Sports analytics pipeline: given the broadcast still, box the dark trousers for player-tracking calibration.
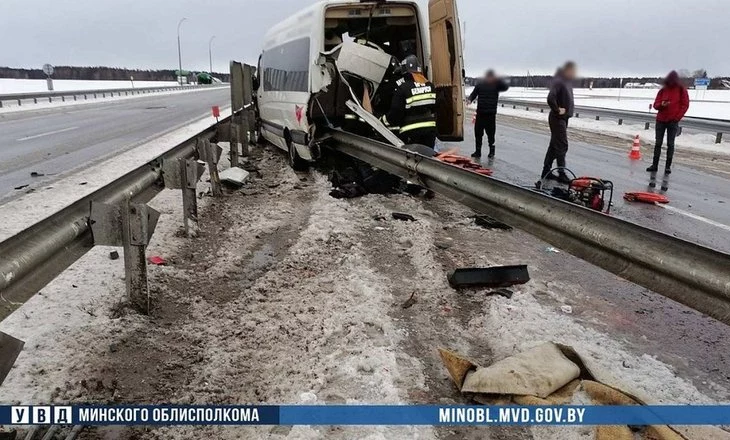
[541,113,569,177]
[652,121,678,169]
[400,129,436,148]
[474,112,496,154]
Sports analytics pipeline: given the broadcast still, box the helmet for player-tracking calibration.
[400,55,422,74]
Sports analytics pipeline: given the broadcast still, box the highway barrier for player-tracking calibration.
[499,98,729,143]
[330,130,730,326]
[0,84,221,109]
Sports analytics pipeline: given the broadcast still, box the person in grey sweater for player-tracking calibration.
[541,61,577,184]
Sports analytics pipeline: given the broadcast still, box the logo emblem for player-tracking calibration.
[295,105,304,124]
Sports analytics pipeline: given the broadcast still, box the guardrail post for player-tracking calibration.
[94,93,97,99]
[17,99,21,106]
[230,125,241,167]
[62,96,65,102]
[84,94,87,100]
[717,133,724,144]
[540,108,544,113]
[73,95,77,101]
[162,158,205,237]
[0,100,3,108]
[33,98,38,104]
[525,106,529,111]
[595,115,600,121]
[677,126,682,137]
[89,199,160,313]
[575,113,579,118]
[618,118,623,125]
[645,122,651,130]
[48,97,52,103]
[121,201,157,312]
[198,138,223,197]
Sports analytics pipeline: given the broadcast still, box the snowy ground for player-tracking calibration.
[1,143,728,439]
[466,87,730,120]
[466,103,729,155]
[0,78,180,94]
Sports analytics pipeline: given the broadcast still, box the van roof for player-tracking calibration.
[262,0,419,50]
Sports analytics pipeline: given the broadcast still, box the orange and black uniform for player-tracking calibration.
[382,72,437,148]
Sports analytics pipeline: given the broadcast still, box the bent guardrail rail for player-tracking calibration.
[498,98,729,143]
[0,84,222,108]
[330,130,730,326]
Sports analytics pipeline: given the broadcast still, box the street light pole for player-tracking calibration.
[177,17,187,86]
[209,36,216,74]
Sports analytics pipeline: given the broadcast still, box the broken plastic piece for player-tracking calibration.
[109,251,120,260]
[147,256,167,266]
[448,265,530,289]
[30,171,45,177]
[623,192,669,204]
[392,212,417,222]
[219,167,250,187]
[474,215,512,230]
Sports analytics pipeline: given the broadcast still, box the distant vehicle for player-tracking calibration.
[197,72,213,85]
[256,0,465,170]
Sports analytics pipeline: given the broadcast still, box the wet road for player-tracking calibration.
[0,87,230,202]
[446,113,730,253]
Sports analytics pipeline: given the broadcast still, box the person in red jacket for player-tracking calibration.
[647,70,690,174]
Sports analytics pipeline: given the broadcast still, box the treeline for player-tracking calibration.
[466,76,730,89]
[0,66,230,82]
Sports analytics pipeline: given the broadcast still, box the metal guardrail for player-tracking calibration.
[331,130,730,326]
[0,114,235,322]
[499,98,729,143]
[0,84,219,108]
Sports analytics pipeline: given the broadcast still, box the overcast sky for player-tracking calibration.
[1,0,727,77]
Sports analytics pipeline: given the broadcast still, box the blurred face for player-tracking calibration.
[485,72,496,83]
[563,65,577,80]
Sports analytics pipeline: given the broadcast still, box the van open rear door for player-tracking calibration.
[428,0,465,141]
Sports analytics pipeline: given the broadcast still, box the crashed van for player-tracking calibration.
[256,0,465,169]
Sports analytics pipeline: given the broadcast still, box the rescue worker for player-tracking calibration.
[382,55,437,148]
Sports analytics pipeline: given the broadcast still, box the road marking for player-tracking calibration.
[16,126,79,141]
[657,203,730,233]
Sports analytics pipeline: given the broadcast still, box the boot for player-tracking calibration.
[557,173,572,185]
[471,149,482,159]
[487,145,495,159]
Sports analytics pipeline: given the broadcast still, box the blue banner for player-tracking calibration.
[2,405,730,426]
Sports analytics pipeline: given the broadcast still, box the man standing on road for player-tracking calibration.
[467,70,509,159]
[540,61,577,185]
[647,70,689,175]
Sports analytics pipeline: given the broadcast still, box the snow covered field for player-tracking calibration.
[477,104,730,155]
[0,78,180,94]
[467,87,730,120]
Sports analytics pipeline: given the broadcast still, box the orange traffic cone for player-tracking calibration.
[629,135,642,160]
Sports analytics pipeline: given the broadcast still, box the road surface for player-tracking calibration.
[0,87,230,202]
[449,112,730,253]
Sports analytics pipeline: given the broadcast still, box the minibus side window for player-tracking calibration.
[261,38,311,92]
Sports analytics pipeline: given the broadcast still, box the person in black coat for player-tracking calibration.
[540,61,576,184]
[467,70,509,158]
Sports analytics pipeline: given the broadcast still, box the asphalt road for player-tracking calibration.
[0,87,230,201]
[447,113,730,253]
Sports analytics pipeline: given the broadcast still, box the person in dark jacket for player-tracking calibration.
[540,61,576,184]
[467,70,509,158]
[382,55,437,148]
[647,70,690,174]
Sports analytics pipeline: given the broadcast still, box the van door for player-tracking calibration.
[428,0,465,141]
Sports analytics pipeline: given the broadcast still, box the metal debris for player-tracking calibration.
[448,265,530,289]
